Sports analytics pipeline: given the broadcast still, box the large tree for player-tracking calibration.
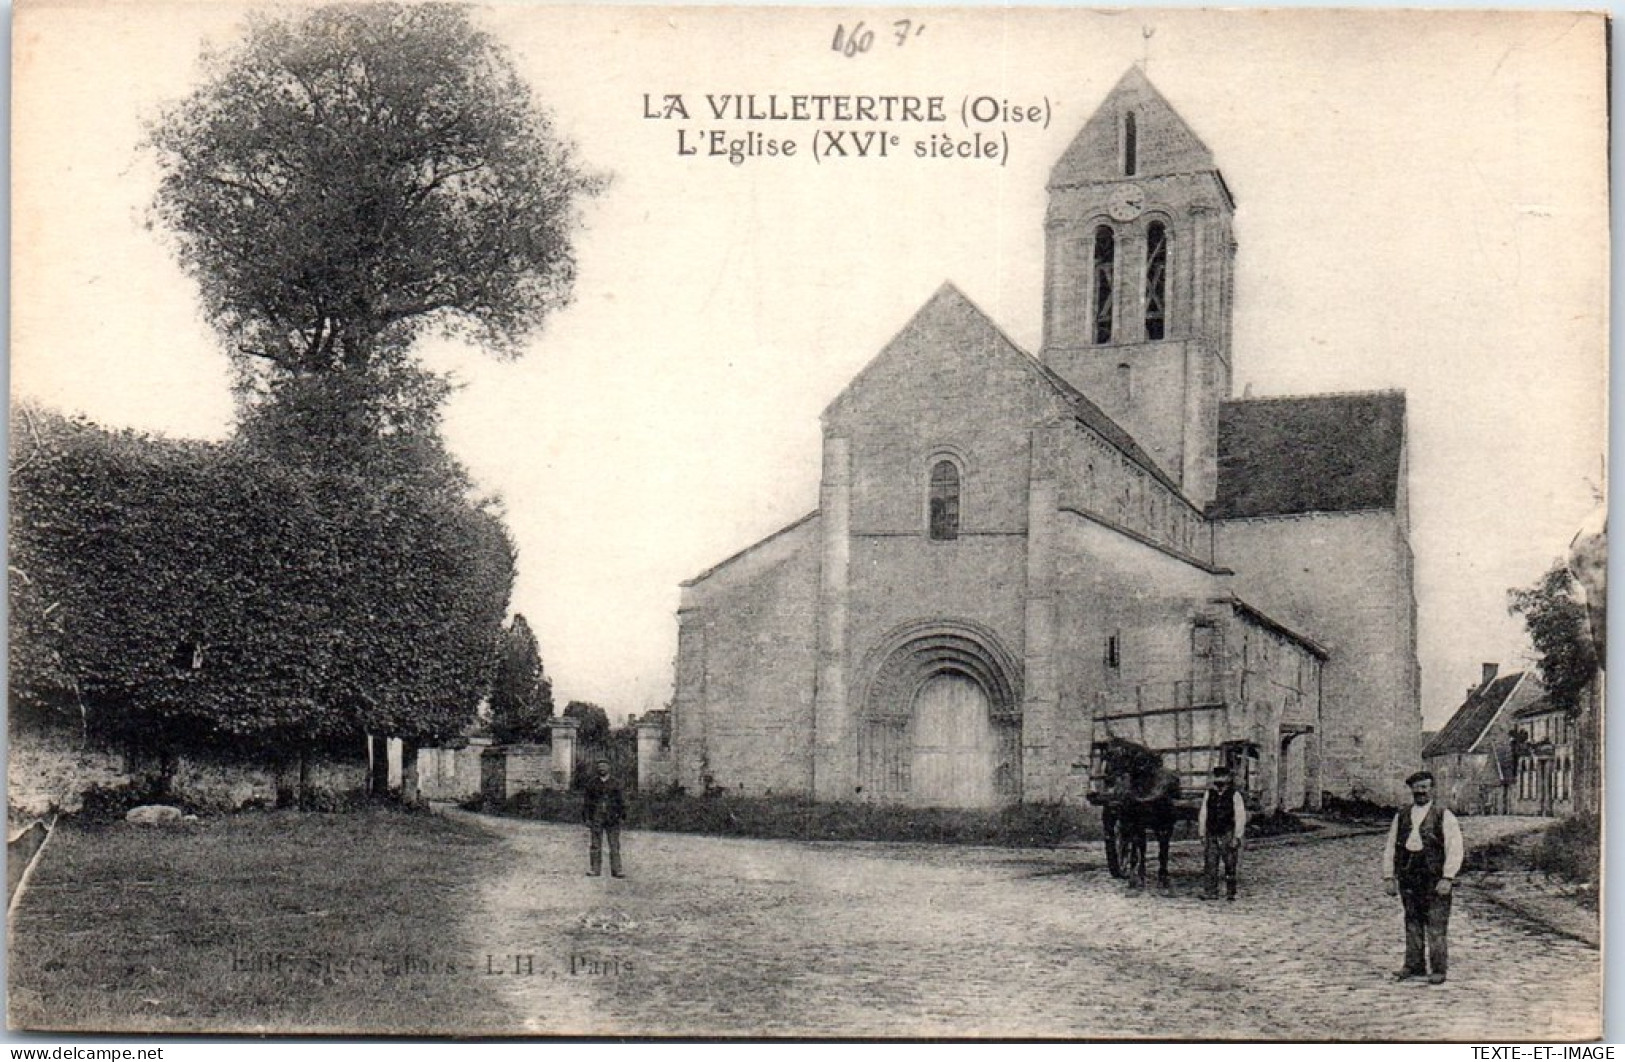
[1508,560,1599,713]
[148,2,598,426]
[122,2,595,766]
[489,614,554,744]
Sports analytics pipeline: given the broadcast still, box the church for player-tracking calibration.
[670,67,1422,811]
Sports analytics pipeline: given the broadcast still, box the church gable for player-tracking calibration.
[1048,66,1218,188]
[824,283,1067,430]
[824,283,1074,536]
[1210,392,1406,519]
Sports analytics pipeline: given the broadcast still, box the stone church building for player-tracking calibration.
[671,68,1422,811]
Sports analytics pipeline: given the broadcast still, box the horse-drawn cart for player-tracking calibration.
[1076,685,1259,886]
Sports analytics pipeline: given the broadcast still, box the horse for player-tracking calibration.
[1096,737,1182,890]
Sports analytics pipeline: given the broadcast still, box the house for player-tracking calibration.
[1509,696,1577,817]
[670,67,1423,810]
[1422,665,1545,814]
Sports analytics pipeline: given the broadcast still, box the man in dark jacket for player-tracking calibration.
[1198,766,1247,900]
[1383,770,1464,984]
[583,758,625,878]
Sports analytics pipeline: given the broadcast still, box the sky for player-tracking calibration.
[10,5,1609,730]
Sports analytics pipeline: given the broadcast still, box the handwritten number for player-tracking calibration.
[832,19,919,58]
[831,21,873,58]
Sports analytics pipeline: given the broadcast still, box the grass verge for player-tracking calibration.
[8,807,517,1035]
[1462,813,1599,911]
[1531,813,1600,885]
[477,790,1316,846]
[478,789,1103,847]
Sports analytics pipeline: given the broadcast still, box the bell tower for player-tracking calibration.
[1040,67,1235,507]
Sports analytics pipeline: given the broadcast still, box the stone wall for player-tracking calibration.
[478,742,580,802]
[1214,510,1422,805]
[1219,602,1323,812]
[674,516,821,795]
[1428,750,1497,815]
[496,744,551,796]
[7,720,367,815]
[8,723,127,819]
[1050,420,1208,564]
[417,741,490,802]
[1048,512,1222,804]
[817,287,1061,800]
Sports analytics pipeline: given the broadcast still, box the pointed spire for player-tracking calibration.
[1049,67,1216,189]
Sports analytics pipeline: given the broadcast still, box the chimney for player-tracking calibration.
[1480,663,1499,688]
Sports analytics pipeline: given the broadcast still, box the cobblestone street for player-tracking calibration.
[447,810,1599,1039]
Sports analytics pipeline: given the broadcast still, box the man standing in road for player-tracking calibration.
[1384,770,1464,984]
[583,757,626,878]
[1198,765,1247,900]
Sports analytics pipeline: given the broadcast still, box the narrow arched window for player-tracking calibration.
[928,460,960,540]
[1144,221,1168,340]
[1124,112,1137,176]
[1092,226,1115,344]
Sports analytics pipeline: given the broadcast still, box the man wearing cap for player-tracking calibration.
[1198,766,1247,900]
[1383,770,1464,984]
[583,757,626,878]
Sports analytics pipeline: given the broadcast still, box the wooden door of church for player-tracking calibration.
[911,673,996,807]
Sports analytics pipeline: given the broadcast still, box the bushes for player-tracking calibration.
[1531,813,1599,884]
[477,788,1328,848]
[1461,814,1599,886]
[481,788,1101,847]
[11,407,514,765]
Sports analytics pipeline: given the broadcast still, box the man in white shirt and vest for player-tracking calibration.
[1383,770,1465,984]
[1198,765,1247,900]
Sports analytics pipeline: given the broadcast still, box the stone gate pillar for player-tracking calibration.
[636,711,673,791]
[548,718,579,789]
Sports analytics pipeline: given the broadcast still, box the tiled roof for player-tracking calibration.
[1513,695,1563,721]
[1210,392,1406,519]
[1422,673,1525,758]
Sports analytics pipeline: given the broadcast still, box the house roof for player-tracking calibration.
[1210,391,1406,519]
[1513,695,1564,721]
[1422,672,1526,758]
[681,509,820,587]
[1222,595,1329,660]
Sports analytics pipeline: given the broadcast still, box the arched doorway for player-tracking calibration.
[911,673,997,807]
[858,620,1022,808]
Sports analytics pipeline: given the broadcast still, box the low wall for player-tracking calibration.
[8,725,127,819]
[477,742,593,804]
[417,743,489,802]
[8,722,367,815]
[166,754,367,811]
